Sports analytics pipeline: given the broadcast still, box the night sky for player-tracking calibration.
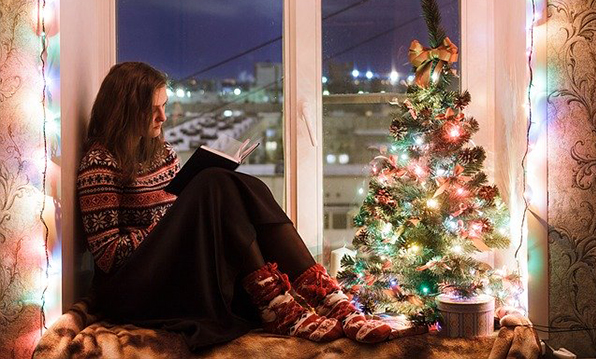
[117,0,459,81]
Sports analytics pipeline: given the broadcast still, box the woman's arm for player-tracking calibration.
[77,150,156,273]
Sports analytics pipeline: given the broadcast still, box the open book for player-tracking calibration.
[164,137,260,195]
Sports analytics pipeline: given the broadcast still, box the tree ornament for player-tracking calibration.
[477,185,499,205]
[408,37,459,88]
[389,119,408,140]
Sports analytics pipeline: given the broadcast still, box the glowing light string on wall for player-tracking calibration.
[37,0,51,332]
[516,0,536,269]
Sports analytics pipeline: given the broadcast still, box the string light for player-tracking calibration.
[37,0,50,332]
[451,245,463,254]
[516,0,536,262]
[414,165,424,176]
[382,222,393,235]
[426,198,439,208]
[449,127,460,138]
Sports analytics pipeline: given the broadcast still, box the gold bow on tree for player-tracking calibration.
[408,37,458,88]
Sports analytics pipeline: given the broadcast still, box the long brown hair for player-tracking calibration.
[87,62,167,184]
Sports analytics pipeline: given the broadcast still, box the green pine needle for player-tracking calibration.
[421,0,447,47]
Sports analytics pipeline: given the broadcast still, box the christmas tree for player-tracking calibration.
[337,0,512,325]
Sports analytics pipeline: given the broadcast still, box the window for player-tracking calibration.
[321,0,460,268]
[117,0,285,206]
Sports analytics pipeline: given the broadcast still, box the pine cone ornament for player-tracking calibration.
[477,185,499,204]
[455,90,471,109]
[375,189,396,207]
[478,217,494,233]
[457,147,485,166]
[354,227,370,246]
[389,119,408,140]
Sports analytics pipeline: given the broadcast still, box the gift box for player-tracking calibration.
[437,294,495,338]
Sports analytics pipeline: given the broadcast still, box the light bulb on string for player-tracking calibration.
[523,187,534,204]
[426,198,439,209]
[414,165,424,177]
[449,126,461,138]
[382,222,393,235]
[451,245,463,254]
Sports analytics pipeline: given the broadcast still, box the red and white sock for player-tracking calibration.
[242,262,343,342]
[292,263,392,343]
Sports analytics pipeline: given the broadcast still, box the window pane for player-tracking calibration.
[322,0,460,270]
[117,0,284,206]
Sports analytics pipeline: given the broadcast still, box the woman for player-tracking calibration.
[77,62,391,351]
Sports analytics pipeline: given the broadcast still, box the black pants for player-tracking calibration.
[92,167,293,351]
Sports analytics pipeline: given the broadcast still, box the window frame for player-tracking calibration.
[62,1,546,330]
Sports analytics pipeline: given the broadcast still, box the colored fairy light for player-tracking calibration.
[422,286,429,294]
[436,168,446,176]
[383,222,393,234]
[426,198,439,208]
[401,153,409,160]
[411,244,419,252]
[407,74,415,83]
[523,188,533,203]
[431,72,439,83]
[414,166,424,176]
[449,127,461,138]
[45,116,59,136]
[415,136,424,145]
[452,245,463,254]
[456,187,465,196]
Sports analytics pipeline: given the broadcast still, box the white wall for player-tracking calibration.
[61,0,115,309]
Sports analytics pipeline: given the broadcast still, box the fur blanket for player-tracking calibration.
[33,300,540,359]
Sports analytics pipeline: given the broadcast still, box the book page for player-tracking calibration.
[204,134,259,163]
[215,134,244,158]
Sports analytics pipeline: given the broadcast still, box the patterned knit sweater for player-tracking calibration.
[77,142,179,273]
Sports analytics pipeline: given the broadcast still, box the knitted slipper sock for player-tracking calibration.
[292,263,392,343]
[242,262,343,342]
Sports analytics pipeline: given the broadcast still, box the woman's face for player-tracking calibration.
[149,86,168,138]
